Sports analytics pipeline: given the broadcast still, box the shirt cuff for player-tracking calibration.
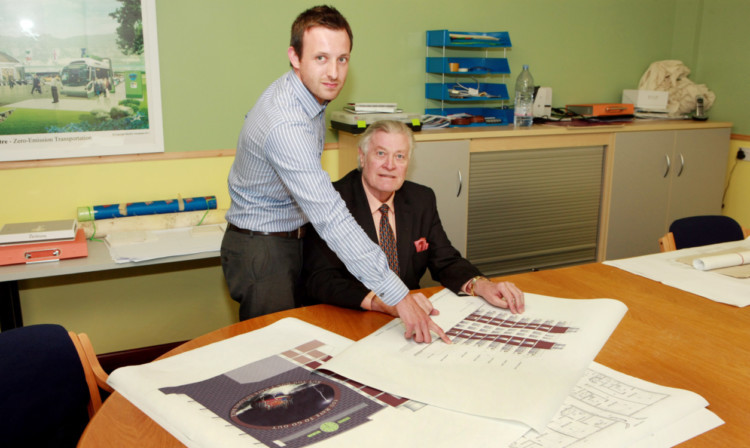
[361,291,377,310]
[375,270,410,306]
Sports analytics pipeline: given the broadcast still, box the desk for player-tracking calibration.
[0,240,219,330]
[78,263,749,447]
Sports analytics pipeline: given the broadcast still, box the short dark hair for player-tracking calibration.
[290,5,353,60]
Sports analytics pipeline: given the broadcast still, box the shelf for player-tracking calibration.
[427,30,511,48]
[426,83,509,102]
[424,107,514,126]
[425,29,512,126]
[426,57,510,75]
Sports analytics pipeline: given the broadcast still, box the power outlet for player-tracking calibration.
[739,147,750,161]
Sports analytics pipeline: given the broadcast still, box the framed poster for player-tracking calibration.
[0,0,163,161]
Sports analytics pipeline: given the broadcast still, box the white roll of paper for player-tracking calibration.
[692,250,750,271]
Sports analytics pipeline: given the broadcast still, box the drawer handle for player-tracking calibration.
[25,249,60,260]
[663,154,671,178]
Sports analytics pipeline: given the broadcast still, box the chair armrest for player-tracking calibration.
[77,333,113,393]
[68,331,113,417]
[658,232,677,252]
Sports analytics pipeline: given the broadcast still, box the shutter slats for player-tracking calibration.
[467,146,604,276]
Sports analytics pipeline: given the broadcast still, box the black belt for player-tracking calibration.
[228,223,306,239]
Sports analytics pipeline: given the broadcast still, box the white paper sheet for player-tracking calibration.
[108,317,720,448]
[323,290,628,431]
[628,408,724,448]
[108,318,528,448]
[604,238,750,307]
[104,224,224,263]
[509,363,723,448]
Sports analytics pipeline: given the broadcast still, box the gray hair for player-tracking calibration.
[357,120,415,169]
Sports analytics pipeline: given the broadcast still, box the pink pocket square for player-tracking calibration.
[414,237,429,252]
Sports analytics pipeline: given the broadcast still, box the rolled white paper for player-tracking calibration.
[692,250,750,271]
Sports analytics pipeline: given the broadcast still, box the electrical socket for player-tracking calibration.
[739,147,749,161]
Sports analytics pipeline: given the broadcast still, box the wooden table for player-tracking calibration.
[78,263,750,447]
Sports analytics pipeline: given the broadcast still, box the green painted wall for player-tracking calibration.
[154,0,685,151]
[6,0,750,353]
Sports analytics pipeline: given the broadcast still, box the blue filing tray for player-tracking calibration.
[426,83,510,101]
[425,30,513,126]
[426,57,510,75]
[424,107,514,127]
[426,30,512,48]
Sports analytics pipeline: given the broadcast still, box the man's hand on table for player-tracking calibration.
[394,293,451,344]
[474,279,525,314]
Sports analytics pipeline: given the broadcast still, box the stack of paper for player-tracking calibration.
[344,102,401,114]
[104,224,225,263]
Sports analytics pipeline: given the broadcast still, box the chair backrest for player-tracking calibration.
[0,324,110,448]
[668,215,745,250]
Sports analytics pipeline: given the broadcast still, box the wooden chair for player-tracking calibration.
[69,331,114,416]
[0,324,112,447]
[658,215,750,252]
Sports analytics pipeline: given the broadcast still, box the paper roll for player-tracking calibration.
[79,209,227,238]
[692,250,750,271]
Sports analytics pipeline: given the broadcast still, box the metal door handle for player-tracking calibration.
[677,153,685,177]
[663,154,671,178]
[456,170,463,197]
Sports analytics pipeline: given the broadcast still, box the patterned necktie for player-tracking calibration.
[378,204,399,275]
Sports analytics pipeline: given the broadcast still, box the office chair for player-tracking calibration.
[658,215,750,252]
[0,324,112,448]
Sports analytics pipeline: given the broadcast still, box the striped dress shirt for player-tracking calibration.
[225,70,408,305]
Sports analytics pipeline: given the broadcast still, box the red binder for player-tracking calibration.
[0,228,88,266]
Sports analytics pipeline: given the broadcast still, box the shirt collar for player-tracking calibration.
[361,175,395,216]
[285,70,327,119]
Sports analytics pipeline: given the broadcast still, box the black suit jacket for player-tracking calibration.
[302,169,481,309]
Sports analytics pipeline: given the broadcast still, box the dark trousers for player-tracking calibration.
[220,227,303,321]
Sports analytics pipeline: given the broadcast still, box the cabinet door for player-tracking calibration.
[606,131,674,259]
[407,140,470,254]
[667,128,731,224]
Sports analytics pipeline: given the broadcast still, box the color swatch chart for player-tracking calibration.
[445,304,579,356]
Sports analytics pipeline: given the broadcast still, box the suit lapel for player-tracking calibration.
[394,190,414,274]
[348,171,379,244]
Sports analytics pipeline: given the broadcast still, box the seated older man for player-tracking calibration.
[302,120,524,317]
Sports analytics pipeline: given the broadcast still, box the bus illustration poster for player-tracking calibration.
[0,0,163,161]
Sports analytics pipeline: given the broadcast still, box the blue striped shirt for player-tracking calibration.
[226,70,408,305]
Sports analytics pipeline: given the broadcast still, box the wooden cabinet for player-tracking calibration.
[605,128,731,259]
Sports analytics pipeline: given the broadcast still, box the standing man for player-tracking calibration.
[221,5,447,343]
[303,120,525,316]
[31,74,42,95]
[51,76,61,103]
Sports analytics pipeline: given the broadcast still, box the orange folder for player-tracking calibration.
[0,228,88,266]
[566,103,634,117]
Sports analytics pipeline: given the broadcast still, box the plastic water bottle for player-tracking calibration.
[513,65,535,128]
